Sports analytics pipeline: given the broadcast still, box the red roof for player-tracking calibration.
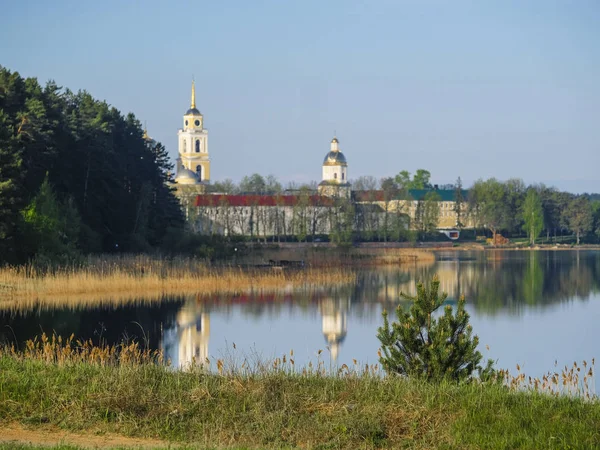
[194,194,336,207]
[353,190,385,202]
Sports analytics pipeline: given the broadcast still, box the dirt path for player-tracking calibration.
[0,423,174,448]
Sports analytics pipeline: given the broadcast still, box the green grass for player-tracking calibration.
[1,357,599,449]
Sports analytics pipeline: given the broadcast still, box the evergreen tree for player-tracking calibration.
[21,176,81,261]
[0,65,184,261]
[377,277,493,382]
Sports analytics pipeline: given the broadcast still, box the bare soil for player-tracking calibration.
[0,423,173,449]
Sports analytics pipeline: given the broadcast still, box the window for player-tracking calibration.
[195,140,200,153]
[334,173,337,180]
[195,120,200,127]
[183,140,187,152]
[342,172,344,181]
[196,165,202,181]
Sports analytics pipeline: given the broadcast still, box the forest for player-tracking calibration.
[0,66,183,264]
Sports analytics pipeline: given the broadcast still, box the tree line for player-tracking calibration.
[0,66,184,264]
[209,171,600,245]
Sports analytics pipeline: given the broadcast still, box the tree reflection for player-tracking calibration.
[2,251,599,356]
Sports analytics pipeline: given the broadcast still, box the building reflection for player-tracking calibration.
[354,260,479,305]
[320,296,350,361]
[162,299,210,368]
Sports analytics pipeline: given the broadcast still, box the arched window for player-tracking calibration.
[334,172,337,180]
[342,172,345,181]
[183,140,187,152]
[196,165,202,181]
[195,140,200,153]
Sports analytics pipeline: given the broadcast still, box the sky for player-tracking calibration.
[2,0,599,193]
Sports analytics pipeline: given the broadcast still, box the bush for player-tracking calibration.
[377,277,494,382]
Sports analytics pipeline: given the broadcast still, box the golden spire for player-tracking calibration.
[142,121,149,140]
[191,78,196,109]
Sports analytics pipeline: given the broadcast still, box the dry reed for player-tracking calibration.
[248,247,436,268]
[500,359,597,401]
[0,255,355,310]
[1,332,163,366]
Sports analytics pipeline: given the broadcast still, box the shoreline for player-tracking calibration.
[0,350,598,449]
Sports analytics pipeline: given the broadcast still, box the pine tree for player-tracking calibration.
[377,277,493,382]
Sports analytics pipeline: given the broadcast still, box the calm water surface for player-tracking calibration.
[2,250,599,386]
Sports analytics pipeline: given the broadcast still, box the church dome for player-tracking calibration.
[175,168,200,185]
[323,150,347,166]
[185,107,202,116]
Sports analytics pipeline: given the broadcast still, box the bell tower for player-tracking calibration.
[177,79,210,182]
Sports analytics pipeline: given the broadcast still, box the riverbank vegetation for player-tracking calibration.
[0,336,598,449]
[0,255,355,308]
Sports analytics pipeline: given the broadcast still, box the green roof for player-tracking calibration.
[404,189,468,202]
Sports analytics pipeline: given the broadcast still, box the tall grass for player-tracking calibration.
[1,335,599,449]
[0,255,355,309]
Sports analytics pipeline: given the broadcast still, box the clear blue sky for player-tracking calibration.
[2,0,599,192]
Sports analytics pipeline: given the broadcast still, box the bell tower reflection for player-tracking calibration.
[162,299,210,368]
[320,296,350,361]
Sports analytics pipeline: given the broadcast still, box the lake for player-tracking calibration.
[1,250,599,388]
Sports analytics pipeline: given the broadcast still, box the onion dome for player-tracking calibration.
[323,151,347,166]
[175,168,200,185]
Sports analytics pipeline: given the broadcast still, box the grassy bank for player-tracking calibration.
[0,340,599,449]
[0,255,355,309]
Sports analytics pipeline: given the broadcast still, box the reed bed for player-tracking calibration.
[251,247,436,268]
[1,336,599,449]
[0,255,355,310]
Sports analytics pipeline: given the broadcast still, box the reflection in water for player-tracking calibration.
[162,300,210,368]
[1,251,599,386]
[320,296,349,361]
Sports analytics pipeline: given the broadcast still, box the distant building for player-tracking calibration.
[175,80,210,185]
[318,137,351,198]
[166,80,471,237]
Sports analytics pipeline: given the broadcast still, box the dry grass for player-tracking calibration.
[499,360,597,401]
[0,255,355,310]
[248,247,436,267]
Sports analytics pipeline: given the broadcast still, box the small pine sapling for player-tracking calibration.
[377,277,494,382]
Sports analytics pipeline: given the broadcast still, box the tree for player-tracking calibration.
[0,65,184,260]
[468,179,508,241]
[380,177,399,242]
[592,200,600,242]
[394,169,432,190]
[414,191,440,238]
[504,178,526,234]
[521,189,544,245]
[21,176,81,261]
[209,179,238,194]
[352,175,379,192]
[240,173,266,193]
[453,177,464,229]
[394,170,411,190]
[565,196,593,245]
[412,169,432,190]
[377,278,493,382]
